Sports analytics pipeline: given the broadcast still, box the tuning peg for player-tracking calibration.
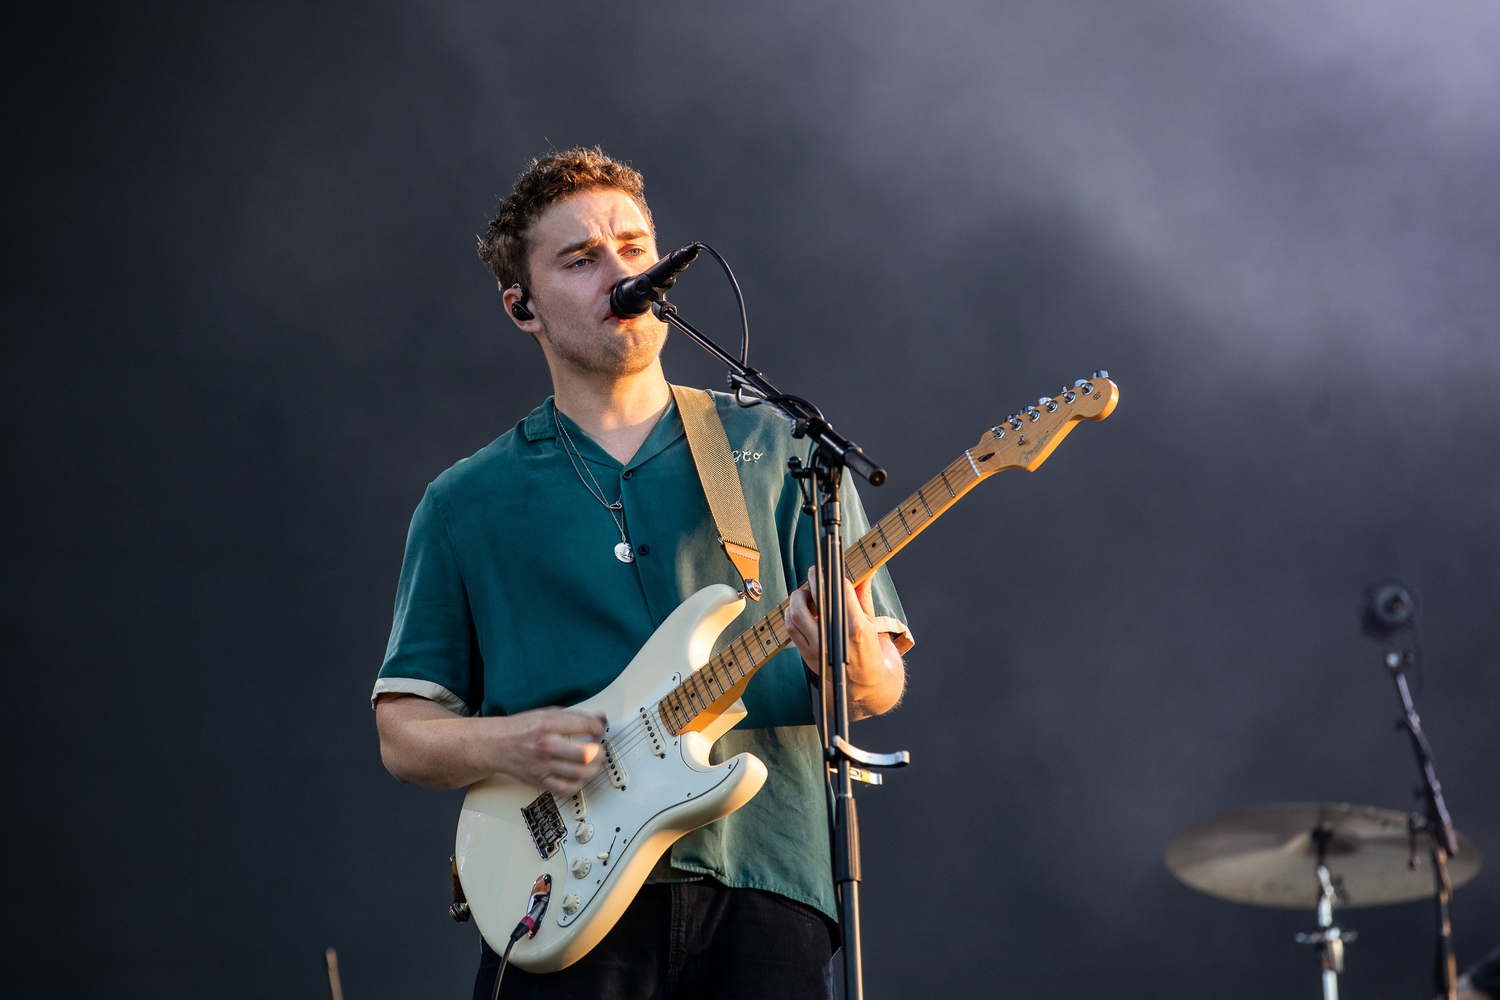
[1008,415,1023,430]
[1038,396,1059,413]
[1074,379,1094,395]
[1062,390,1077,404]
[990,425,1006,439]
[1093,370,1109,379]
[1024,405,1041,422]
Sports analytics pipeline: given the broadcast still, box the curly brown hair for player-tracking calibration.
[477,147,654,292]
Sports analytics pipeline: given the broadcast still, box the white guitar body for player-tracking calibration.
[454,584,769,973]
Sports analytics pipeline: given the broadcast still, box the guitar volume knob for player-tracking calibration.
[570,856,592,879]
[561,893,581,915]
[574,822,594,844]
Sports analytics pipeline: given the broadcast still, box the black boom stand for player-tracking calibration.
[1362,583,1461,1000]
[650,293,910,1000]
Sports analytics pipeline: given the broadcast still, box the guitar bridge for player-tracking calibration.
[639,707,666,758]
[520,791,566,860]
[601,739,628,789]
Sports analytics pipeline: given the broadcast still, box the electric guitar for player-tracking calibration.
[454,373,1120,971]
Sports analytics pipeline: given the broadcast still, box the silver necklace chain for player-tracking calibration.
[553,404,635,563]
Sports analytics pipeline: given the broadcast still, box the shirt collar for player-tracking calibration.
[521,396,686,472]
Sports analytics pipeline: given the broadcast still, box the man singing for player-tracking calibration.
[373,147,911,999]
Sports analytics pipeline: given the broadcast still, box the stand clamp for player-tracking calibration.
[1296,839,1356,1000]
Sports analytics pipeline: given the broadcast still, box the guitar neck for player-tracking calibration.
[654,452,987,737]
[653,373,1118,738]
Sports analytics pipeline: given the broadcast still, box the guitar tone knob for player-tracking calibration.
[574,822,594,844]
[570,856,592,879]
[561,893,581,915]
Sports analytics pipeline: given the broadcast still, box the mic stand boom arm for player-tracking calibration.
[1384,646,1459,1000]
[651,301,886,487]
[651,299,908,1000]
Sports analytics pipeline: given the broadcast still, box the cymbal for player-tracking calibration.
[1165,802,1483,909]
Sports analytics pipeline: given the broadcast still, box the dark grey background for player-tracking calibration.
[4,2,1497,997]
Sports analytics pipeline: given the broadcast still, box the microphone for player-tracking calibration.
[1362,581,1415,639]
[609,243,701,318]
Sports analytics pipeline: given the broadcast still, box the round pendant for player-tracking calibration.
[614,541,635,563]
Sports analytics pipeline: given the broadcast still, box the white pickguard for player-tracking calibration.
[454,584,770,973]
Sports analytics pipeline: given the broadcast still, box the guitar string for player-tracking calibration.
[564,701,682,802]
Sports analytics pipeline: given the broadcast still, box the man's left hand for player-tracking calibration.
[785,569,906,719]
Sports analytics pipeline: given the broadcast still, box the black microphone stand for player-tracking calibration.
[650,295,909,1000]
[1364,586,1460,1000]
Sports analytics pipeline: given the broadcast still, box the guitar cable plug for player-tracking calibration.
[491,874,552,1000]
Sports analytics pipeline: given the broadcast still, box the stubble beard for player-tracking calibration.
[542,317,668,378]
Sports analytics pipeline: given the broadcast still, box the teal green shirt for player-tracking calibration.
[374,391,910,920]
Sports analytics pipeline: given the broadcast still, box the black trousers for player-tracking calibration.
[474,880,836,1000]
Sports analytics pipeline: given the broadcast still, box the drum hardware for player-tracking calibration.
[1166,802,1482,999]
[1364,581,1462,1000]
[1292,828,1357,1000]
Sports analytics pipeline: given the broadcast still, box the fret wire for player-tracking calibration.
[893,505,913,535]
[735,636,759,672]
[937,469,957,498]
[724,644,745,677]
[874,522,894,552]
[916,489,934,518]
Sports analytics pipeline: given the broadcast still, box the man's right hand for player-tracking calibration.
[483,706,608,794]
[375,694,607,794]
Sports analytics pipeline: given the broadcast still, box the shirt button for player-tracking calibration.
[637,544,651,555]
[622,470,633,479]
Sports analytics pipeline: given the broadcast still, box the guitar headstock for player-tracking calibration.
[968,371,1119,474]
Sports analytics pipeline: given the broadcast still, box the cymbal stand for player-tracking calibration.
[1297,829,1355,1000]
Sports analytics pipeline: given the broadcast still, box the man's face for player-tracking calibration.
[514,187,667,378]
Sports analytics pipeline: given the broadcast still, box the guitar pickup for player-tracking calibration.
[601,739,628,789]
[639,707,666,758]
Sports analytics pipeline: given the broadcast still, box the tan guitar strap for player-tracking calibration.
[670,384,763,601]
